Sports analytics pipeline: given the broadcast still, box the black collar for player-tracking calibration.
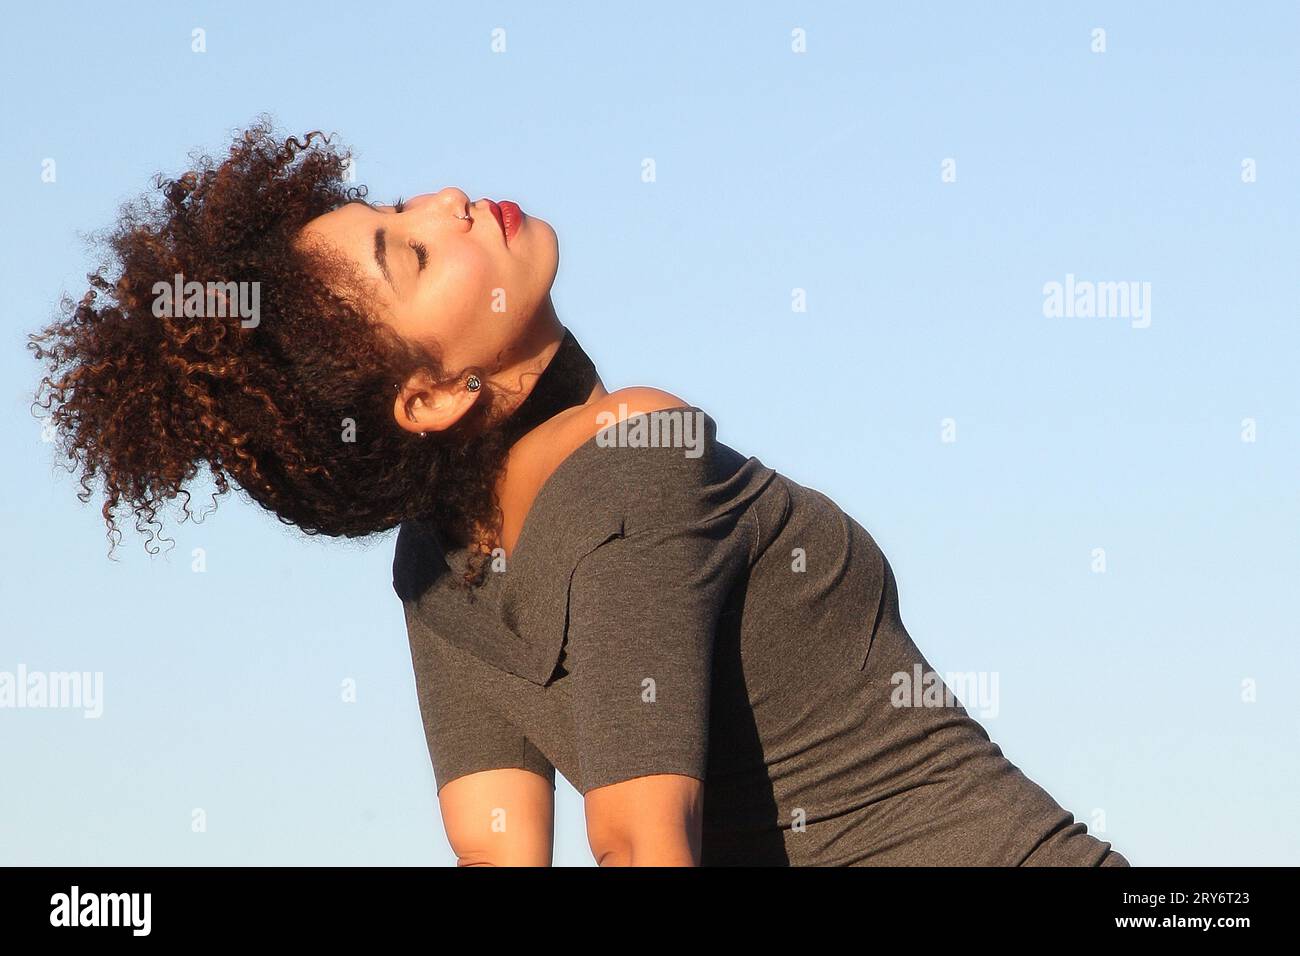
[499,326,600,447]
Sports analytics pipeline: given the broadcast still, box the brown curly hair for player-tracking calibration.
[29,119,511,586]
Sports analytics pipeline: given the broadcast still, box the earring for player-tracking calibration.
[465,374,482,392]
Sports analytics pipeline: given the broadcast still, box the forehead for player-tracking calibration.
[296,202,391,307]
[299,201,371,258]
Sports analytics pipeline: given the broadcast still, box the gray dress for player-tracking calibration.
[393,406,1129,866]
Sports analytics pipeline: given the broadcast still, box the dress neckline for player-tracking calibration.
[506,403,705,564]
[443,404,708,570]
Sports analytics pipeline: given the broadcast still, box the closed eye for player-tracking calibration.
[410,240,428,270]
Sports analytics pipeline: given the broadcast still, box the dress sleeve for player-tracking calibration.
[562,519,747,795]
[407,626,556,794]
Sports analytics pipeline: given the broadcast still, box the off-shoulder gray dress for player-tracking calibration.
[392,406,1129,866]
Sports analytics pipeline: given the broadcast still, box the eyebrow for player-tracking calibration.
[373,227,396,292]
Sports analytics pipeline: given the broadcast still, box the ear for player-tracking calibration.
[392,369,481,435]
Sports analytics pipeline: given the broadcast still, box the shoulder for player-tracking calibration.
[497,387,695,555]
[558,386,692,446]
[517,387,691,476]
[579,386,692,423]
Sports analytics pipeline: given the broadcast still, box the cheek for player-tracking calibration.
[432,245,498,318]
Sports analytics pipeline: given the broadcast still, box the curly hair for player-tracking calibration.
[29,119,511,586]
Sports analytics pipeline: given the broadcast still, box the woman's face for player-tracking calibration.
[298,187,559,376]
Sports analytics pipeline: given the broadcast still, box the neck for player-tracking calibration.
[495,301,606,448]
[439,302,605,561]
[487,294,566,408]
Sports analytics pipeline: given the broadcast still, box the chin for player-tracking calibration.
[530,219,560,263]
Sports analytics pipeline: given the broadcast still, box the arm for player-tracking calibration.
[405,618,558,867]
[523,388,744,865]
[566,519,744,867]
[438,768,555,866]
[584,773,703,866]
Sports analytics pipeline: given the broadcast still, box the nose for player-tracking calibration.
[408,186,470,219]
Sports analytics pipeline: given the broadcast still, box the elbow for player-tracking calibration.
[455,854,547,867]
[586,826,638,867]
[583,773,705,866]
[586,822,700,867]
[454,848,550,867]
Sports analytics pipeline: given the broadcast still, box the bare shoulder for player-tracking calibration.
[553,387,690,452]
[585,387,691,428]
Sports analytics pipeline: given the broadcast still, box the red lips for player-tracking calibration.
[482,199,524,246]
[498,201,524,244]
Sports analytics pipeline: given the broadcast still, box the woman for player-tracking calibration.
[31,124,1128,867]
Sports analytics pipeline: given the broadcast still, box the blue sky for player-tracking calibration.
[2,1,1297,865]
